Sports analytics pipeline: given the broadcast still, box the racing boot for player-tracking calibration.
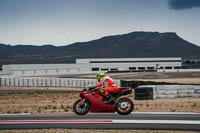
[104,94,115,104]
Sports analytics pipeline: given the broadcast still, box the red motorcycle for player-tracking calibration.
[73,86,134,115]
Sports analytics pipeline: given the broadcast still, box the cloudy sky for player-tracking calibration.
[0,0,200,46]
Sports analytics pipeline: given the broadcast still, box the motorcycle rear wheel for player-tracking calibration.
[116,97,134,115]
[73,99,90,115]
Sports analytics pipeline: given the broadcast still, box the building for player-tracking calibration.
[182,58,200,69]
[0,57,182,76]
[1,64,81,76]
[77,57,182,72]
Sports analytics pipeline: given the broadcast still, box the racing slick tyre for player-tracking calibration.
[73,99,90,115]
[116,97,134,115]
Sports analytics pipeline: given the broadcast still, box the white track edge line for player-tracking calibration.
[1,120,200,125]
[130,112,200,115]
[112,120,200,124]
[0,112,199,116]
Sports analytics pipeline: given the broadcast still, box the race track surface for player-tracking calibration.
[0,112,200,130]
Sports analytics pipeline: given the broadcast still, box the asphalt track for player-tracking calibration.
[0,112,200,130]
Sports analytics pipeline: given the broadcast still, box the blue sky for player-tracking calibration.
[0,0,200,46]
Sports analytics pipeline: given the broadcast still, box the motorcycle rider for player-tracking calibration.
[95,72,118,104]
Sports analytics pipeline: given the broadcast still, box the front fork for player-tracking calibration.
[80,98,86,106]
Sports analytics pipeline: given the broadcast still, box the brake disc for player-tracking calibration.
[120,102,128,109]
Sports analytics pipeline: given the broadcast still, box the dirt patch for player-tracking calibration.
[123,78,200,85]
[134,97,200,112]
[60,72,200,79]
[0,92,79,114]
[0,86,82,91]
[1,129,200,133]
[0,91,200,114]
[58,72,200,84]
[115,72,200,79]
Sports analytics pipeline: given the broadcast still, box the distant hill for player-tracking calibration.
[1,31,200,65]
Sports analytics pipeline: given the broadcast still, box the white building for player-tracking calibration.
[77,57,182,72]
[0,57,182,76]
[1,64,81,76]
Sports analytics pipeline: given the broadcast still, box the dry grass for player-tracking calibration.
[134,97,200,112]
[76,72,200,84]
[0,86,82,91]
[1,129,200,133]
[126,78,200,84]
[77,72,140,78]
[0,90,200,114]
[0,92,79,114]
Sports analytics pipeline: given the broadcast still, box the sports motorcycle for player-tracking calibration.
[73,85,134,115]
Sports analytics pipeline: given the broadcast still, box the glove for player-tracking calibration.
[86,84,95,91]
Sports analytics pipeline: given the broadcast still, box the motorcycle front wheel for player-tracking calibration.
[73,99,90,115]
[116,97,134,115]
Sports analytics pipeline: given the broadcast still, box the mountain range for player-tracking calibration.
[1,31,200,66]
